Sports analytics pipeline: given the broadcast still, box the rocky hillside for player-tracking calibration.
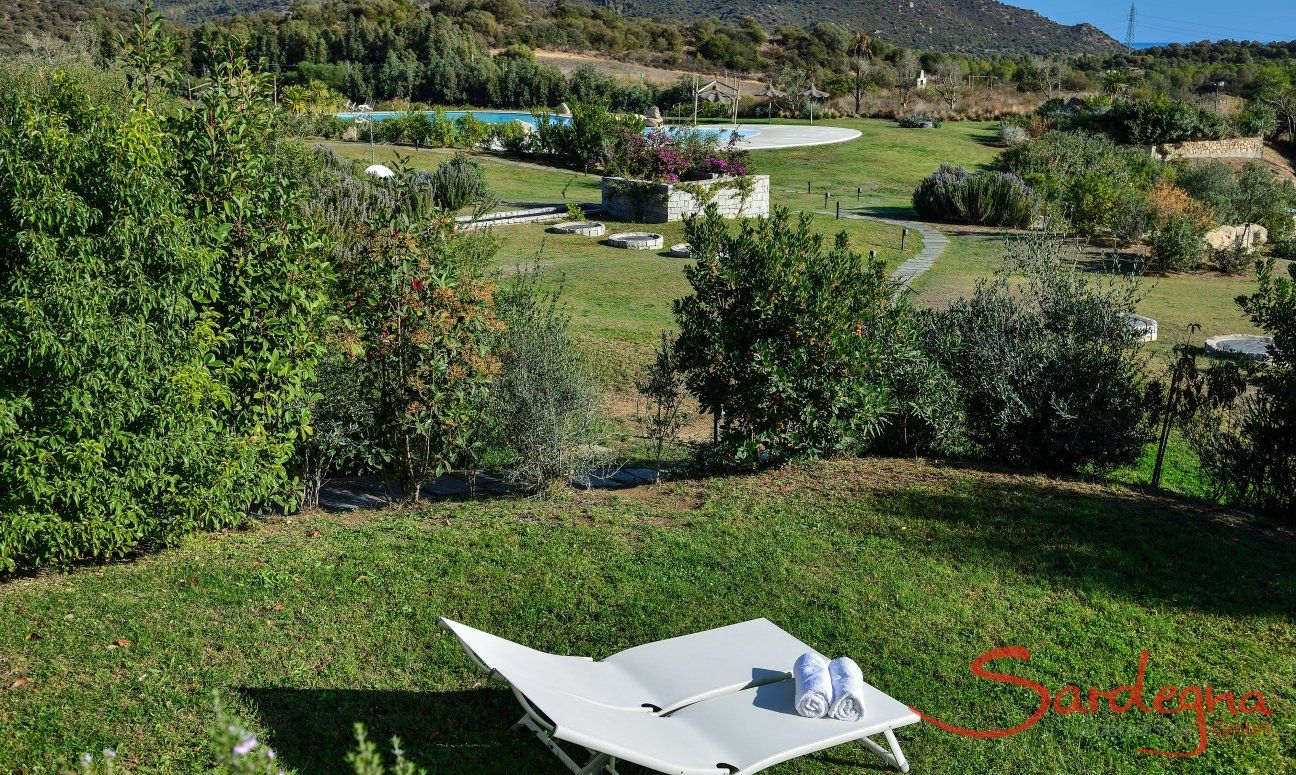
[591,0,1121,55]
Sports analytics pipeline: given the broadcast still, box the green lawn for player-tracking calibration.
[322,138,923,387]
[2,459,1291,773]
[750,119,1001,213]
[323,142,603,209]
[488,214,918,387]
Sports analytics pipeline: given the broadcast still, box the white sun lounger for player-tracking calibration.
[439,618,920,774]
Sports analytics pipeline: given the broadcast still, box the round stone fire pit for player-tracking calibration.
[669,243,692,258]
[548,221,606,237]
[607,232,664,250]
[1204,334,1274,361]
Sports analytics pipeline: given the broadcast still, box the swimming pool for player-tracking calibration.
[334,111,761,141]
[652,125,760,141]
[336,110,568,129]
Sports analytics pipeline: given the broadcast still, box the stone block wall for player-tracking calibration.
[601,175,770,223]
[1154,137,1264,160]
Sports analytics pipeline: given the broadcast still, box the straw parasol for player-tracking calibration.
[756,84,785,122]
[801,83,829,123]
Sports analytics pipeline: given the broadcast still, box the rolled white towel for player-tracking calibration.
[828,657,866,722]
[793,652,832,718]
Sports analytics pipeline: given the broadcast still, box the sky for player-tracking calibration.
[1006,0,1296,44]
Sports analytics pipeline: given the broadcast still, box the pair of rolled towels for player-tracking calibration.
[793,652,865,721]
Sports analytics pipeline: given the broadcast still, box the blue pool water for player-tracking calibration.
[335,111,760,140]
[336,110,568,128]
[653,125,760,140]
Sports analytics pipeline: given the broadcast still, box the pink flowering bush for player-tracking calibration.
[606,127,749,183]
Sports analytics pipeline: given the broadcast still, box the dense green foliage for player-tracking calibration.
[328,173,501,502]
[912,164,1036,227]
[1148,215,1207,271]
[916,235,1150,472]
[1193,259,1296,518]
[673,208,906,464]
[174,48,331,508]
[418,153,493,212]
[1174,160,1296,243]
[0,67,261,569]
[996,130,1161,235]
[487,268,605,492]
[1042,95,1230,145]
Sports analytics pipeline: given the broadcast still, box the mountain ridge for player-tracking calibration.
[589,0,1121,55]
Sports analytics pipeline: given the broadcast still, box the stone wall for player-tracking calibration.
[601,175,770,223]
[1154,137,1264,161]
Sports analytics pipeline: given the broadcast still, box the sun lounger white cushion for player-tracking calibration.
[439,617,812,713]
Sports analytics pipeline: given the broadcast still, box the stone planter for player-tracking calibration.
[1205,334,1274,361]
[1127,314,1158,342]
[601,175,770,223]
[548,221,606,237]
[607,232,664,250]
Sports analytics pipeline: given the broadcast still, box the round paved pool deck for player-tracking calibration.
[679,123,861,150]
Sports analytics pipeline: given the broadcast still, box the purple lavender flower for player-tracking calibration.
[232,736,257,757]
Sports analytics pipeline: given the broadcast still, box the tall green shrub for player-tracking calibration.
[1191,259,1296,517]
[488,268,606,492]
[917,233,1151,472]
[673,208,904,464]
[173,47,331,508]
[419,154,493,212]
[0,71,257,570]
[334,183,502,502]
[912,164,1036,227]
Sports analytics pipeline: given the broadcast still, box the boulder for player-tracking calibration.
[1205,223,1268,253]
[556,102,573,117]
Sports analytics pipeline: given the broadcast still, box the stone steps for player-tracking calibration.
[456,203,603,230]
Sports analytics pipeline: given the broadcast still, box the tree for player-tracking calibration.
[173,45,331,508]
[1249,66,1296,141]
[850,30,873,116]
[1102,70,1133,96]
[1030,57,1066,100]
[893,50,921,115]
[0,30,261,569]
[932,59,967,113]
[1192,258,1296,517]
[672,208,904,464]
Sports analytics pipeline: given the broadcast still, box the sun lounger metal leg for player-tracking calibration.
[858,728,910,773]
[513,712,613,774]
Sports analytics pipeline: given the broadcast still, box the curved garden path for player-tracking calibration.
[812,210,951,290]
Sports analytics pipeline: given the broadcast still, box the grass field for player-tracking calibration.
[325,137,922,387]
[2,458,1291,774]
[906,229,1263,359]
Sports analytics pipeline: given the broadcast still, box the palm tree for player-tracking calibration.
[1103,70,1133,96]
[850,31,874,116]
